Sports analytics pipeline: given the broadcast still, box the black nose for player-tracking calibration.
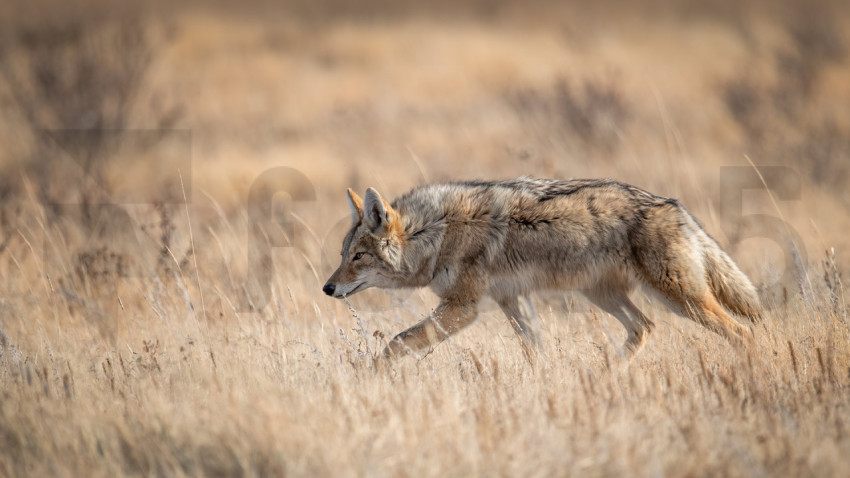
[322,284,335,296]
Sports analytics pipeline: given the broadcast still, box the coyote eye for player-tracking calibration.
[352,252,365,261]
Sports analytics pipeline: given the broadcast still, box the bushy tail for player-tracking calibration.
[702,237,763,322]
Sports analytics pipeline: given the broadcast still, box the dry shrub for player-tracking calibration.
[721,10,849,201]
[508,78,631,157]
[0,17,181,205]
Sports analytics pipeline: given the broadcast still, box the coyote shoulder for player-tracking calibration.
[323,177,762,361]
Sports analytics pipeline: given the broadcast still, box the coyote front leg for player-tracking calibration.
[382,298,480,360]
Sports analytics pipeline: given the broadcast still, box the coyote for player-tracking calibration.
[323,178,762,362]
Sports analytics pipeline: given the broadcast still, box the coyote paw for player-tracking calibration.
[372,354,393,373]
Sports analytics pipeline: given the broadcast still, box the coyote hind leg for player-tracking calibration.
[636,260,752,346]
[583,287,655,360]
[497,295,541,364]
[643,280,754,348]
[631,221,753,348]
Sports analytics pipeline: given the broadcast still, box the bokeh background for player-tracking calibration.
[1,0,849,476]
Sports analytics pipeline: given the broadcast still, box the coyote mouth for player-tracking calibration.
[335,281,366,298]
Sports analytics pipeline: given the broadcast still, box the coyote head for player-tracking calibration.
[323,188,406,298]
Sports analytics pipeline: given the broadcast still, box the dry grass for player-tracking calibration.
[1,1,850,476]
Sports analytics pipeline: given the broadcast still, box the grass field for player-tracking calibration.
[1,0,850,476]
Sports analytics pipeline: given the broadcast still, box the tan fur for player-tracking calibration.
[323,178,763,362]
[346,188,363,224]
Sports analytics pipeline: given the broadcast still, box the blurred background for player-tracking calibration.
[0,0,848,312]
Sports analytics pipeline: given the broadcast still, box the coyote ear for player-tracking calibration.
[363,187,394,232]
[346,188,363,225]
